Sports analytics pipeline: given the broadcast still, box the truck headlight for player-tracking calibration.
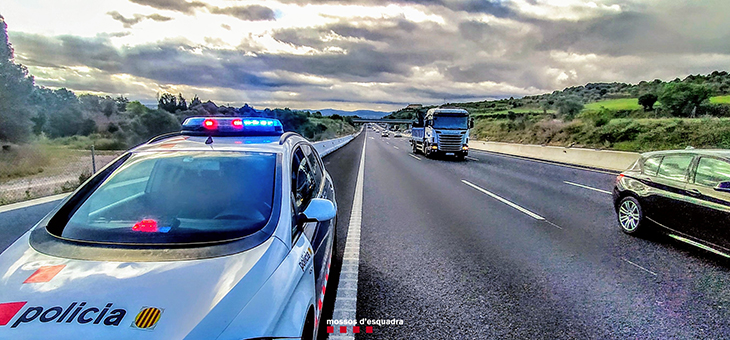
[431,145,438,149]
[462,145,469,150]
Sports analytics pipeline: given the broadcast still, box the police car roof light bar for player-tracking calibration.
[181,117,284,136]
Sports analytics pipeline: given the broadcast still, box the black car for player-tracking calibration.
[614,149,730,257]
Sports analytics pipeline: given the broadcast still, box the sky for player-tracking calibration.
[2,0,729,111]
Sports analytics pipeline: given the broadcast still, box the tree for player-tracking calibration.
[176,93,187,111]
[115,96,129,112]
[659,83,714,117]
[555,96,584,120]
[126,101,150,116]
[0,15,34,142]
[638,93,658,111]
[158,92,178,113]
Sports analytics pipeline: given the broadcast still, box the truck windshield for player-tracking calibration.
[58,151,277,245]
[433,115,468,129]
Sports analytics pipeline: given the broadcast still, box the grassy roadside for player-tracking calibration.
[473,117,730,152]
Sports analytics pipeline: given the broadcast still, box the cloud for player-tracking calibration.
[107,11,144,28]
[128,0,206,14]
[6,0,730,110]
[208,5,275,21]
[107,11,173,28]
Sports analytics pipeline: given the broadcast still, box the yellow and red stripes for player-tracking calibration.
[134,307,162,329]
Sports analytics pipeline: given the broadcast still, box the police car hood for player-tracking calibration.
[0,232,288,339]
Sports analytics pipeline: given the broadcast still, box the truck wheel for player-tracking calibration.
[423,143,430,158]
[412,142,418,154]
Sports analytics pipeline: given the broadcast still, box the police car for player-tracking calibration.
[0,117,338,340]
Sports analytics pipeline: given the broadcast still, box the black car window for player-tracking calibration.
[642,156,662,176]
[302,145,323,190]
[292,147,315,213]
[657,155,693,182]
[694,157,730,187]
[59,151,277,244]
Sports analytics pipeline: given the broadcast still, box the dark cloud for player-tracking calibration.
[208,5,275,21]
[278,0,514,17]
[107,11,144,28]
[146,13,173,22]
[128,0,206,14]
[107,11,172,28]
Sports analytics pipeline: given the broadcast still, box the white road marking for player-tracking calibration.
[393,146,399,150]
[563,181,612,195]
[621,257,658,276]
[465,156,478,161]
[462,180,545,220]
[0,193,68,214]
[368,137,374,139]
[385,141,390,145]
[330,134,366,338]
[408,154,422,161]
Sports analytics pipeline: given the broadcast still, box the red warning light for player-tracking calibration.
[203,119,218,130]
[133,219,158,232]
[232,119,243,128]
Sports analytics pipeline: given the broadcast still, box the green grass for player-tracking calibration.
[710,95,730,104]
[584,98,642,111]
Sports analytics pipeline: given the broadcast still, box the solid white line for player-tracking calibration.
[621,257,658,276]
[330,134,366,339]
[0,193,68,214]
[563,181,612,195]
[461,180,545,220]
[408,154,421,161]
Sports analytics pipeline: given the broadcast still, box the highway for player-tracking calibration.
[3,129,730,339]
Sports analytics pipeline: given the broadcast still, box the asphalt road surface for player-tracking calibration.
[3,131,730,339]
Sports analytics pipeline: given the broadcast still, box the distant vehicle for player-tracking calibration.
[0,117,337,340]
[381,131,389,137]
[410,108,473,160]
[614,149,730,257]
[394,133,402,138]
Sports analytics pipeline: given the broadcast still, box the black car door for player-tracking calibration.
[683,156,730,250]
[643,154,694,233]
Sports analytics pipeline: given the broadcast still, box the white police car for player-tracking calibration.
[0,117,338,339]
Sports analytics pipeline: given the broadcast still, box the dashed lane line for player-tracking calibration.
[461,180,545,220]
[564,181,612,195]
[408,154,422,161]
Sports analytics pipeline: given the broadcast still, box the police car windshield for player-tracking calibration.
[61,151,277,244]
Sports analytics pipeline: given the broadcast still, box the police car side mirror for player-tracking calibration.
[714,181,730,193]
[299,198,336,223]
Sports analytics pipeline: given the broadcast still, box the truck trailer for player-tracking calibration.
[410,108,473,160]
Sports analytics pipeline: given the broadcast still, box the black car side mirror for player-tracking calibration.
[469,118,474,128]
[714,181,730,193]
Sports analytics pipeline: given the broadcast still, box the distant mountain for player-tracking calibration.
[314,109,389,119]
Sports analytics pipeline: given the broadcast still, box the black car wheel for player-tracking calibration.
[618,196,644,235]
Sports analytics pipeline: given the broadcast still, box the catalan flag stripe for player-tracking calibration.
[135,307,162,329]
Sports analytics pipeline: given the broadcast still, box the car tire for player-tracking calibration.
[301,312,314,340]
[617,196,645,235]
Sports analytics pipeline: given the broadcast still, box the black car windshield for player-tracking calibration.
[60,151,278,244]
[433,115,468,129]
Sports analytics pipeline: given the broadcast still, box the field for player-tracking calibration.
[0,144,123,205]
[583,98,642,111]
[710,95,730,104]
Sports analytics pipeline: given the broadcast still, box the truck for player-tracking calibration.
[410,108,473,160]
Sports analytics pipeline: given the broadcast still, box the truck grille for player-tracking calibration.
[438,134,463,152]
